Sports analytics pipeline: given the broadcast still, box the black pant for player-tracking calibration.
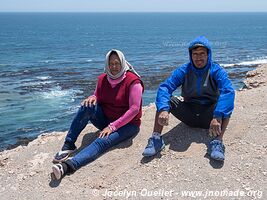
[170,96,216,129]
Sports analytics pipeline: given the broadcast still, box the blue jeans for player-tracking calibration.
[64,105,139,170]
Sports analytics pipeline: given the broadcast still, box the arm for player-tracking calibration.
[209,66,235,138]
[109,83,143,131]
[213,66,235,118]
[156,64,187,112]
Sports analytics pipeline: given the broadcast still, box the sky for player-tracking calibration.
[0,0,266,12]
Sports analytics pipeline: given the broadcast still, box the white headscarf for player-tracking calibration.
[105,49,140,79]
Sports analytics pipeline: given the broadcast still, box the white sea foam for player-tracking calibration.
[22,80,53,86]
[40,86,79,102]
[36,76,52,80]
[238,59,267,66]
[41,59,71,64]
[42,60,55,64]
[222,58,267,68]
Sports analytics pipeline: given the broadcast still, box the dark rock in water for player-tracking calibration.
[6,137,36,150]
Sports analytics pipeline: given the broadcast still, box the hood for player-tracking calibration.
[188,36,212,70]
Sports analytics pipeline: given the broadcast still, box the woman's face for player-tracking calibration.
[109,53,122,76]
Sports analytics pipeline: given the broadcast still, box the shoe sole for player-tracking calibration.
[211,156,225,161]
[52,165,62,180]
[142,144,165,157]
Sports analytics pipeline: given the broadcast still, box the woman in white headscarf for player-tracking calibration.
[52,49,144,180]
[104,49,140,79]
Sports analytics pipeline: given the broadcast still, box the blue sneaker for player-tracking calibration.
[208,139,225,161]
[142,136,165,157]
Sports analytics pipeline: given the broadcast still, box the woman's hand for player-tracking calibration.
[99,126,113,138]
[209,118,222,137]
[81,95,97,107]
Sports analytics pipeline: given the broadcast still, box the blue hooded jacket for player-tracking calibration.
[156,36,235,118]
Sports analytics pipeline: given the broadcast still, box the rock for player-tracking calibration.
[246,70,259,77]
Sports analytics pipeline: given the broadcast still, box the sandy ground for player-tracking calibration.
[0,64,266,200]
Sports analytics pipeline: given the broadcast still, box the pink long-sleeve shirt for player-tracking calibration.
[93,73,142,131]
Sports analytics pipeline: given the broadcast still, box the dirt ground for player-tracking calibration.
[0,64,266,200]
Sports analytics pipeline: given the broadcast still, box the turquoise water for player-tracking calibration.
[0,12,267,149]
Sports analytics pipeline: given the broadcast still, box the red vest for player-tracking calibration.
[96,72,144,127]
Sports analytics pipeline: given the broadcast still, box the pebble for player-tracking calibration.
[166,166,173,172]
[245,163,252,167]
[29,172,36,177]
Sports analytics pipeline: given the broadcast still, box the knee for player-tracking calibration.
[79,105,96,115]
[170,96,181,107]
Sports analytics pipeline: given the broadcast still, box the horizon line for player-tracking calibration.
[0,11,267,13]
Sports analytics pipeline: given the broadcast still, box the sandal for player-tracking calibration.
[53,149,76,163]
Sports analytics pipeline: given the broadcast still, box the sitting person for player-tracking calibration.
[142,36,235,161]
[52,49,144,179]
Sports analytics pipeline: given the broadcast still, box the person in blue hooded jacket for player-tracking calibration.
[142,36,235,161]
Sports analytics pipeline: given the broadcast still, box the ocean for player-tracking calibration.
[0,12,267,150]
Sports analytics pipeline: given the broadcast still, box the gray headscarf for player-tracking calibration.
[105,49,140,79]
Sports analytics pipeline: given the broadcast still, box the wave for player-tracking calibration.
[40,58,93,65]
[41,87,73,99]
[222,58,267,68]
[36,76,52,80]
[0,64,11,67]
[20,80,53,87]
[26,81,53,87]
